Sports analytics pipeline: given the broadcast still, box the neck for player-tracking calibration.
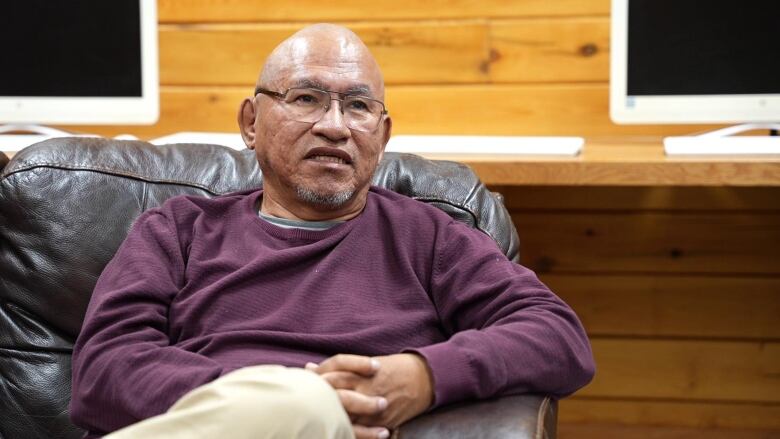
[260,187,367,222]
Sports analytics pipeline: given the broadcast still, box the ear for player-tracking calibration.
[378,115,392,162]
[237,97,258,150]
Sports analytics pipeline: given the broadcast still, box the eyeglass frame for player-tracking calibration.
[254,86,389,132]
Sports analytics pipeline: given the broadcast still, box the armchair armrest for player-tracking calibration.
[395,395,556,439]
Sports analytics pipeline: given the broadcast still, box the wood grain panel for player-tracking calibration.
[582,339,780,402]
[158,25,289,87]
[385,84,721,137]
[157,0,610,23]
[159,19,612,86]
[543,274,780,339]
[512,212,780,274]
[492,186,780,211]
[465,155,780,187]
[490,18,610,82]
[159,22,490,86]
[66,85,728,139]
[560,398,780,430]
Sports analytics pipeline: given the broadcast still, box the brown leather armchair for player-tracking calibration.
[0,138,557,439]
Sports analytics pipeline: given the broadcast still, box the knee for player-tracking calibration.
[220,367,351,436]
[266,368,344,415]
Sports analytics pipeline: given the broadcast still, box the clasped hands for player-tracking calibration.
[305,353,434,439]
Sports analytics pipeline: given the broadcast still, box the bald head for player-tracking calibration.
[258,24,385,99]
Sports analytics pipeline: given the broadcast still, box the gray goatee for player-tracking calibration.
[295,186,354,209]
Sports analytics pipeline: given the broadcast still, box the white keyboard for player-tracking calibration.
[150,132,247,150]
[386,135,583,156]
[664,136,780,156]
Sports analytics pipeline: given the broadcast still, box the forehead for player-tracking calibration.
[270,37,383,97]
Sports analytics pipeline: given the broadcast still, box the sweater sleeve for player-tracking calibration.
[69,207,224,434]
[408,221,595,408]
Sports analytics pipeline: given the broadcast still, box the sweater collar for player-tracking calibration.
[248,190,370,241]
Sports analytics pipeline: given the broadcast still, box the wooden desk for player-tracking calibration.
[5,137,780,186]
[439,137,780,186]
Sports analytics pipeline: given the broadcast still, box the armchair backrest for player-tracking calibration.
[0,137,519,438]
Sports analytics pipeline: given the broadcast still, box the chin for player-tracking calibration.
[295,186,355,209]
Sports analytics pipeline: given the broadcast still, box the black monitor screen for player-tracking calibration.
[0,1,142,97]
[627,0,780,96]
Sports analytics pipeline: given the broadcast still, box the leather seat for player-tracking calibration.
[0,137,555,439]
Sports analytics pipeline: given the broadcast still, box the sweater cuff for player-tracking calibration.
[405,341,476,409]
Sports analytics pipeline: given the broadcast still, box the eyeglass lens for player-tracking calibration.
[281,88,383,132]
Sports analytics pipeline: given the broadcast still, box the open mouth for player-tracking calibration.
[304,147,353,166]
[309,155,348,165]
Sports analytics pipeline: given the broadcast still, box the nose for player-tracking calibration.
[311,98,351,141]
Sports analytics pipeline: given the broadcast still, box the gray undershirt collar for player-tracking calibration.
[259,212,343,230]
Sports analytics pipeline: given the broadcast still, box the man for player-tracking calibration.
[70,24,594,439]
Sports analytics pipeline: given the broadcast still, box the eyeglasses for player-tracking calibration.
[255,86,388,133]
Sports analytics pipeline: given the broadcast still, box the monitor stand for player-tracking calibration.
[664,123,780,156]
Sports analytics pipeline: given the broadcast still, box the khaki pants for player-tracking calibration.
[105,365,354,439]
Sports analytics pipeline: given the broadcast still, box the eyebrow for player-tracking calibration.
[344,84,373,97]
[290,79,374,98]
[291,78,327,90]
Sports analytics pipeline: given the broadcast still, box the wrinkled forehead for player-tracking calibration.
[262,34,385,99]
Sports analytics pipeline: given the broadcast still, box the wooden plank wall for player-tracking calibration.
[70,2,780,437]
[495,185,780,438]
[71,0,726,138]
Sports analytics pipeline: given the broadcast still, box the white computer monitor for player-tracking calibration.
[0,0,159,125]
[610,0,780,125]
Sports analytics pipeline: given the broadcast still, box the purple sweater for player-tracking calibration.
[70,187,594,435]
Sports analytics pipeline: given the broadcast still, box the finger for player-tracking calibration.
[320,371,361,390]
[315,354,380,376]
[353,424,390,439]
[337,389,388,416]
